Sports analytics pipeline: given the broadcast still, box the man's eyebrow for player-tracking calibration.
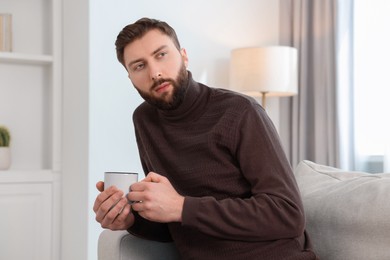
[127,45,168,68]
[152,45,168,55]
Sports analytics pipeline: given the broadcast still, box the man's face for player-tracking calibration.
[123,29,189,110]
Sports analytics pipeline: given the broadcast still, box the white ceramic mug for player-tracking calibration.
[104,172,138,195]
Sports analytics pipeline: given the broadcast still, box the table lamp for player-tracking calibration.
[229,46,298,109]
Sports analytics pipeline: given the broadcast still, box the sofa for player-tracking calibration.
[98,160,390,260]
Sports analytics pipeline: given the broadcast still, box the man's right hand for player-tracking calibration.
[93,181,135,230]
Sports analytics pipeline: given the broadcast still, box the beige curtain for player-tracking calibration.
[279,0,340,168]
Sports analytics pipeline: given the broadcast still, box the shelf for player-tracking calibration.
[0,1,62,259]
[0,170,60,183]
[0,52,53,65]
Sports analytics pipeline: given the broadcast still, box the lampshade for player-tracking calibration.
[229,46,298,100]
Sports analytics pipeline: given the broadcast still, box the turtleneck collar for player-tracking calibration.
[158,71,208,123]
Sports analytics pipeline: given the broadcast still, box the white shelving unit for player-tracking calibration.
[0,0,62,259]
[0,52,53,65]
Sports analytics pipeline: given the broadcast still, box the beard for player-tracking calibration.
[134,62,189,111]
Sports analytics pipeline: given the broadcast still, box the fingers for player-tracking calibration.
[131,172,167,191]
[131,200,149,212]
[93,187,124,226]
[110,204,133,230]
[127,189,148,204]
[96,181,104,192]
[93,186,121,213]
[142,172,166,183]
[100,197,128,228]
[93,183,136,230]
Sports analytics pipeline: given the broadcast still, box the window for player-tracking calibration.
[353,0,390,172]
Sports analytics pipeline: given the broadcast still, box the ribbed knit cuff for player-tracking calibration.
[181,196,201,227]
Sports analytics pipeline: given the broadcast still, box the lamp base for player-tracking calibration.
[261,92,268,110]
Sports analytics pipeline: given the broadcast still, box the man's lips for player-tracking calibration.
[154,82,171,93]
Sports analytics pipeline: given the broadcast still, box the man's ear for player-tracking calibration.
[180,48,189,68]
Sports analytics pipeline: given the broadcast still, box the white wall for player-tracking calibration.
[64,1,280,259]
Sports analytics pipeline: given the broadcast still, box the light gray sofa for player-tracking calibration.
[98,160,390,260]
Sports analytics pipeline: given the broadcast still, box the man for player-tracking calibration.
[93,17,317,259]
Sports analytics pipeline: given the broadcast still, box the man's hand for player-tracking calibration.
[128,172,185,223]
[93,181,135,230]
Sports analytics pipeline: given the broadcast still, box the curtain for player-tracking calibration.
[279,0,340,168]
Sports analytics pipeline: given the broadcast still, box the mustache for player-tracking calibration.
[151,78,174,91]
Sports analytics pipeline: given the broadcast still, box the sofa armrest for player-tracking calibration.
[98,229,179,260]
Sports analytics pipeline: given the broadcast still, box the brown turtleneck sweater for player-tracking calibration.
[129,72,317,259]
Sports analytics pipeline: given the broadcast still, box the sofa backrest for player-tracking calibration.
[295,160,390,260]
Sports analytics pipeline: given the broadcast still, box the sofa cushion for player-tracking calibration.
[295,160,390,260]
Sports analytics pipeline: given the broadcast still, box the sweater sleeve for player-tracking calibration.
[181,104,305,241]
[127,211,173,242]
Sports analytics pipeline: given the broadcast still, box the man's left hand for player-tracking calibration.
[128,172,185,223]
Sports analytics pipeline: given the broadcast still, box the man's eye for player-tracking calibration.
[133,63,144,71]
[158,52,167,58]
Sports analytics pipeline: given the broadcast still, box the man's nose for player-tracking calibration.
[151,71,162,81]
[150,63,162,81]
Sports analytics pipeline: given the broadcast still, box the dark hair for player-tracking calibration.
[115,17,181,67]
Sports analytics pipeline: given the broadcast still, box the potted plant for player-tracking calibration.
[0,126,11,170]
